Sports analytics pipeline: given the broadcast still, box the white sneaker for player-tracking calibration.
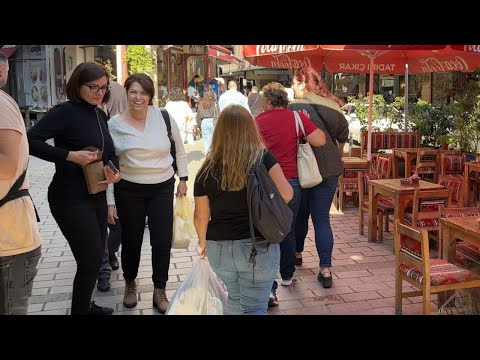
[281,278,293,286]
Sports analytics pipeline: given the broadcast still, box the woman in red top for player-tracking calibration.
[256,82,325,306]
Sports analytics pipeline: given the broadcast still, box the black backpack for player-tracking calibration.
[246,153,293,278]
[160,109,177,172]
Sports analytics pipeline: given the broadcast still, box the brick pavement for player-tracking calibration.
[26,142,433,315]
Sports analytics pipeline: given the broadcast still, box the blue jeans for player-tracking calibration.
[295,176,338,267]
[206,239,280,315]
[201,118,214,154]
[272,179,301,293]
[0,246,41,315]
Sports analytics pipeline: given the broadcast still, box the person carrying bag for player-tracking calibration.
[293,110,323,188]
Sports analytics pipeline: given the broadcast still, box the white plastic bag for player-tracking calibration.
[166,258,228,315]
[172,196,197,249]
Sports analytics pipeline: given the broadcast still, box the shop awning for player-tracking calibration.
[207,45,233,62]
[0,45,19,58]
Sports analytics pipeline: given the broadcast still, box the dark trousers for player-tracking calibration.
[0,246,41,315]
[272,179,301,293]
[295,176,338,268]
[97,221,122,283]
[115,177,174,289]
[49,193,107,315]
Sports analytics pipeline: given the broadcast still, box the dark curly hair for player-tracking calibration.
[261,82,289,108]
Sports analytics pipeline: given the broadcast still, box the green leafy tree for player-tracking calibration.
[125,45,154,75]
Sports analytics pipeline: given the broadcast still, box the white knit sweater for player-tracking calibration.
[106,106,188,205]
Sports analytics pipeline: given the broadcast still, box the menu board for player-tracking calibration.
[23,45,50,110]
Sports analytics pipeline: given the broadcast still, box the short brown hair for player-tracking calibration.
[262,82,289,108]
[66,61,110,103]
[124,73,155,105]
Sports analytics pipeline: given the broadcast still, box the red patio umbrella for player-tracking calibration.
[243,45,480,159]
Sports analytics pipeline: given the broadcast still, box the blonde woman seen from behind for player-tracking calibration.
[194,104,293,315]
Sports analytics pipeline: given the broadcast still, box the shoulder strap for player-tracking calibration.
[0,168,40,222]
[160,109,172,138]
[302,98,337,145]
[161,108,177,173]
[293,110,306,140]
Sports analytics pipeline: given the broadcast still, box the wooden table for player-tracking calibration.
[342,157,369,166]
[441,216,480,263]
[464,161,480,206]
[392,148,432,178]
[368,179,446,244]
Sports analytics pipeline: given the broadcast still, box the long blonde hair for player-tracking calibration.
[197,104,265,191]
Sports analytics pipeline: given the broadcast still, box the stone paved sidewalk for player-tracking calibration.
[26,142,431,315]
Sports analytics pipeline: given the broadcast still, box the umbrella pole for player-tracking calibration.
[367,57,374,161]
[404,63,409,131]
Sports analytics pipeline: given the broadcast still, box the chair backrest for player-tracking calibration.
[358,172,382,204]
[439,204,480,218]
[411,188,451,228]
[394,220,430,276]
[437,174,465,206]
[375,154,392,179]
[440,153,466,176]
[415,148,438,180]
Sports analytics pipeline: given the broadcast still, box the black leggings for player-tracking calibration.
[49,194,107,315]
[114,177,174,289]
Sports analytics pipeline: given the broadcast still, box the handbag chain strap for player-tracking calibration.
[95,108,105,153]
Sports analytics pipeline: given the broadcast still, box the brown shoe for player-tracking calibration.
[123,280,137,308]
[153,287,169,314]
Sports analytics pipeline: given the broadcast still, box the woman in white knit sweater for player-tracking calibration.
[107,73,188,314]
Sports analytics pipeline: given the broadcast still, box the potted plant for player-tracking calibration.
[437,135,455,150]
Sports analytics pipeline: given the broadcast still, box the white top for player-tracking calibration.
[0,90,42,256]
[218,89,251,113]
[165,100,194,131]
[106,106,188,206]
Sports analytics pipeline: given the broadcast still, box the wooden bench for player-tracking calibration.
[360,131,421,158]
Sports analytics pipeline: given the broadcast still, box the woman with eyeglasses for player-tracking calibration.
[107,73,188,314]
[27,61,121,315]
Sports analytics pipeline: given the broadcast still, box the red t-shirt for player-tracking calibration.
[256,108,318,179]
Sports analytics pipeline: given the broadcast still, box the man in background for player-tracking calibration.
[218,80,251,113]
[247,86,263,118]
[96,80,127,292]
[0,52,42,314]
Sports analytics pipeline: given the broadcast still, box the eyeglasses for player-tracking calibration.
[83,84,111,94]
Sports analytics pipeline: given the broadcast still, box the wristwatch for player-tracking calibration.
[179,176,188,181]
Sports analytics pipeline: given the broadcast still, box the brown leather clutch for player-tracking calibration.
[82,147,107,194]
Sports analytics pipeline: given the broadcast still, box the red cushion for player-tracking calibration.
[456,242,480,268]
[400,259,479,286]
[404,213,440,227]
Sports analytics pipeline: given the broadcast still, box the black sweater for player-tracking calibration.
[28,100,119,200]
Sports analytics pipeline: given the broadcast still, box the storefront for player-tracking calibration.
[156,45,185,107]
[184,45,240,97]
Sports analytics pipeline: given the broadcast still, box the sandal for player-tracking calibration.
[318,268,332,288]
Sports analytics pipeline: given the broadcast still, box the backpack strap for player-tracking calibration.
[160,108,177,173]
[0,167,40,222]
[246,151,267,284]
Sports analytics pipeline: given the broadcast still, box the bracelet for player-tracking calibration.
[179,176,188,181]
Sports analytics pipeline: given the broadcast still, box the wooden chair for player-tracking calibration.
[412,148,438,182]
[335,161,370,212]
[439,153,466,178]
[437,174,465,208]
[394,220,480,314]
[375,153,392,179]
[404,188,451,239]
[439,204,480,271]
[358,172,394,241]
